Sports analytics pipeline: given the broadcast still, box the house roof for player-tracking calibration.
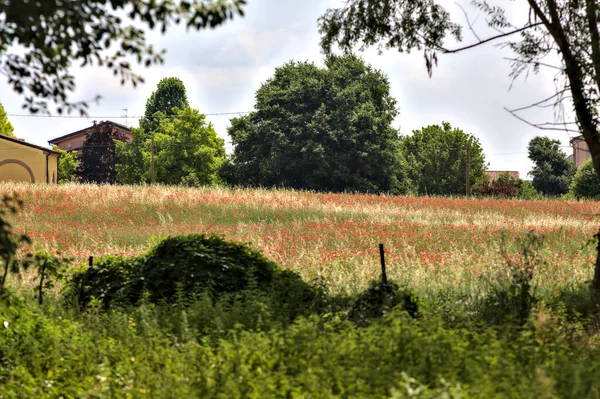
[0,133,61,155]
[569,135,585,144]
[485,170,520,179]
[48,120,131,145]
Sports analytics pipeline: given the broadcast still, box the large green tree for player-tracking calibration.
[0,0,246,114]
[318,0,600,301]
[0,103,15,138]
[116,107,225,185]
[528,136,575,196]
[117,77,191,183]
[227,55,407,194]
[401,122,487,196]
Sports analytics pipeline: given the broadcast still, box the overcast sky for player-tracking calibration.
[0,0,576,178]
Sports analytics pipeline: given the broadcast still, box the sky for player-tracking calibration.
[0,0,577,179]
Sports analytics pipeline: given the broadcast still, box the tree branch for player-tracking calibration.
[456,2,481,42]
[508,88,571,113]
[437,23,543,54]
[504,107,582,134]
[503,57,564,71]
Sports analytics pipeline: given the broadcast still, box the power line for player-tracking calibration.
[6,111,254,119]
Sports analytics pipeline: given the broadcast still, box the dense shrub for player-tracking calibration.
[569,159,600,199]
[474,172,523,198]
[348,280,418,326]
[70,234,317,310]
[69,255,145,307]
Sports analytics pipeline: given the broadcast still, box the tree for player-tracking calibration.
[0,0,246,114]
[140,77,190,133]
[75,122,128,184]
[528,136,575,196]
[51,146,77,183]
[474,172,524,199]
[116,107,225,185]
[569,160,600,199]
[400,122,486,196]
[0,103,15,138]
[227,55,408,194]
[318,0,600,302]
[117,77,191,183]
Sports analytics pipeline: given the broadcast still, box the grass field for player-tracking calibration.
[5,181,599,293]
[3,182,600,397]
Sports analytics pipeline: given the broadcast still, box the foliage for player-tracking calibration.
[70,234,317,310]
[228,54,408,194]
[401,122,487,195]
[2,292,600,397]
[318,1,600,184]
[0,195,30,295]
[318,0,462,75]
[528,136,576,196]
[474,172,524,199]
[75,122,128,184]
[32,251,66,305]
[51,146,77,183]
[481,231,546,325]
[520,180,543,200]
[140,77,190,134]
[348,280,418,327]
[0,102,15,138]
[0,0,246,114]
[117,107,225,185]
[569,159,600,200]
[3,186,600,396]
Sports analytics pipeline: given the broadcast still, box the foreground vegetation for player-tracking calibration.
[2,182,600,397]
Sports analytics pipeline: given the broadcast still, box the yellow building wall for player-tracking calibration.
[0,138,59,184]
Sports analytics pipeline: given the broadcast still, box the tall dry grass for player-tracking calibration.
[2,181,598,293]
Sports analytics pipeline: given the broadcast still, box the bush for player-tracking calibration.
[70,255,145,307]
[474,172,523,198]
[569,159,600,199]
[70,234,317,311]
[348,280,418,327]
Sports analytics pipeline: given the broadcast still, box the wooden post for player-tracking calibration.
[88,256,93,267]
[151,136,155,185]
[466,140,471,198]
[379,243,388,284]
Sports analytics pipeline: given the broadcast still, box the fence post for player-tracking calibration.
[379,243,388,284]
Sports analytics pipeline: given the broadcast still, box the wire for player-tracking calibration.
[5,111,254,119]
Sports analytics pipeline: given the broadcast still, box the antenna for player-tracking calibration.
[122,108,128,127]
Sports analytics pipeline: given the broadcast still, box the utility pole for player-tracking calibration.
[466,140,471,198]
[122,108,128,127]
[151,135,155,184]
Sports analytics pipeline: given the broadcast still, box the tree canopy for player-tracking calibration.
[116,107,225,185]
[52,146,77,184]
[0,0,246,114]
[527,136,575,196]
[0,103,15,138]
[318,1,600,179]
[75,122,128,184]
[569,159,600,199]
[140,77,190,133]
[227,55,407,194]
[401,122,487,196]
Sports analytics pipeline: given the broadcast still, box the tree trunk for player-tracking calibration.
[530,0,600,303]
